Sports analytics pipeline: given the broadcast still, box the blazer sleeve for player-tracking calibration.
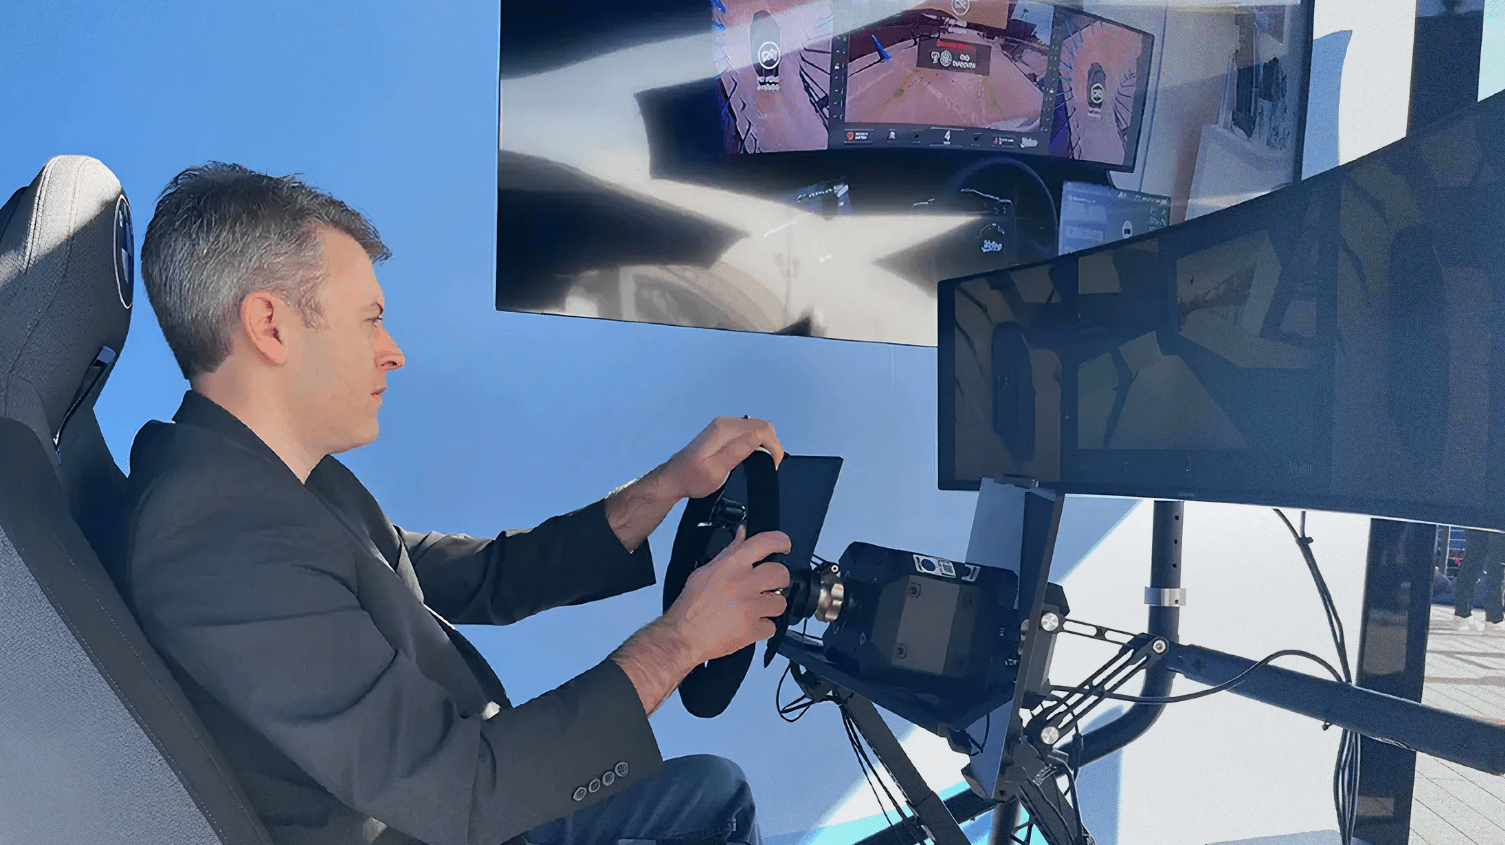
[127,490,664,845]
[397,498,656,625]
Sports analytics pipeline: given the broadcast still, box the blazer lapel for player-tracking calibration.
[419,605,512,710]
[312,481,513,713]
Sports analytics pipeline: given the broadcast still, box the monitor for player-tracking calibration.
[939,88,1505,531]
[499,0,1312,346]
[715,0,1154,170]
[1047,7,1154,168]
[1057,180,1170,255]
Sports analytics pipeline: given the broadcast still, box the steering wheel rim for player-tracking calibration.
[663,448,781,718]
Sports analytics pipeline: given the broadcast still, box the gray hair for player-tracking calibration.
[140,162,391,379]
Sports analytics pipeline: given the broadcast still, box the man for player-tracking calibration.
[1454,529,1504,633]
[117,162,792,845]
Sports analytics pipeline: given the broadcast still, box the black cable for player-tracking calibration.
[775,665,816,722]
[776,663,832,722]
[1274,509,1360,845]
[846,713,903,824]
[1069,743,1088,843]
[1062,759,1086,841]
[1007,769,1078,845]
[955,712,992,757]
[845,713,902,835]
[776,669,927,838]
[1274,510,1353,682]
[842,710,925,843]
[1006,817,1038,845]
[1050,648,1345,704]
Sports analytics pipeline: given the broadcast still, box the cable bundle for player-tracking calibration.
[1274,510,1361,845]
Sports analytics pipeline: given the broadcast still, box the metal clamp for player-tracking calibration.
[1144,587,1187,607]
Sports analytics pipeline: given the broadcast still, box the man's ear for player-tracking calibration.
[239,291,294,366]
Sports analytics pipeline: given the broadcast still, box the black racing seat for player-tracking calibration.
[0,155,270,843]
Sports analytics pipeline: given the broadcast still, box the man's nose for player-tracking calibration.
[378,325,405,371]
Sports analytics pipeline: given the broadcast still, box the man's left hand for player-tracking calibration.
[660,416,786,501]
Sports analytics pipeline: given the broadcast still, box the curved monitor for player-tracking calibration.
[715,0,1153,170]
[939,88,1505,531]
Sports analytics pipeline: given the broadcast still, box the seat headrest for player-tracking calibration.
[0,156,132,460]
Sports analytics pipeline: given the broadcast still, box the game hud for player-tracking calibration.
[1050,8,1152,167]
[715,0,836,153]
[843,0,1055,133]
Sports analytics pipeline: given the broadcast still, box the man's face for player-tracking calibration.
[287,226,404,455]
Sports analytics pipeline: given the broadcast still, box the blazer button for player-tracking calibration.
[589,778,602,793]
[573,787,587,802]
[615,762,629,778]
[602,771,615,787]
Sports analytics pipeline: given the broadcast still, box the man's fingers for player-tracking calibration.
[742,427,785,469]
[754,420,786,468]
[708,524,749,566]
[707,418,785,469]
[740,530,791,562]
[757,592,787,620]
[755,618,777,641]
[753,561,790,592]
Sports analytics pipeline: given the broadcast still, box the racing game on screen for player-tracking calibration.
[715,0,1153,169]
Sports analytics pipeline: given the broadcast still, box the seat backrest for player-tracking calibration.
[0,155,270,844]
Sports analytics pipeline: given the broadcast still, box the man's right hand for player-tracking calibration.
[665,524,792,665]
[609,524,792,717]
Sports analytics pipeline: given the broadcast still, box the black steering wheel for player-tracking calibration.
[663,448,783,718]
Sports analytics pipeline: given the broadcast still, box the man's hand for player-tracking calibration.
[660,417,786,501]
[665,524,792,664]
[609,524,791,717]
[603,417,785,553]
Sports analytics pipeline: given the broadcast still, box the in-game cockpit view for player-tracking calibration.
[715,0,1150,167]
[714,0,836,152]
[1051,8,1150,166]
[842,1,1054,135]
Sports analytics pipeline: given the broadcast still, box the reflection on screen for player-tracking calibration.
[1050,9,1151,166]
[940,90,1505,530]
[715,0,836,153]
[717,0,1153,168]
[1057,181,1170,255]
[498,1,1305,347]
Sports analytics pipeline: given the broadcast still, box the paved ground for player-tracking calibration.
[1410,606,1505,845]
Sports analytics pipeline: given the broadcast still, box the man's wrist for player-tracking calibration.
[604,464,685,552]
[609,616,702,717]
[639,462,685,505]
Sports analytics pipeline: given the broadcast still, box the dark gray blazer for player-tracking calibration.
[114,391,664,845]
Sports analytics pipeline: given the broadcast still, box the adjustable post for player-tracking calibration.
[987,489,1065,845]
[1069,500,1183,768]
